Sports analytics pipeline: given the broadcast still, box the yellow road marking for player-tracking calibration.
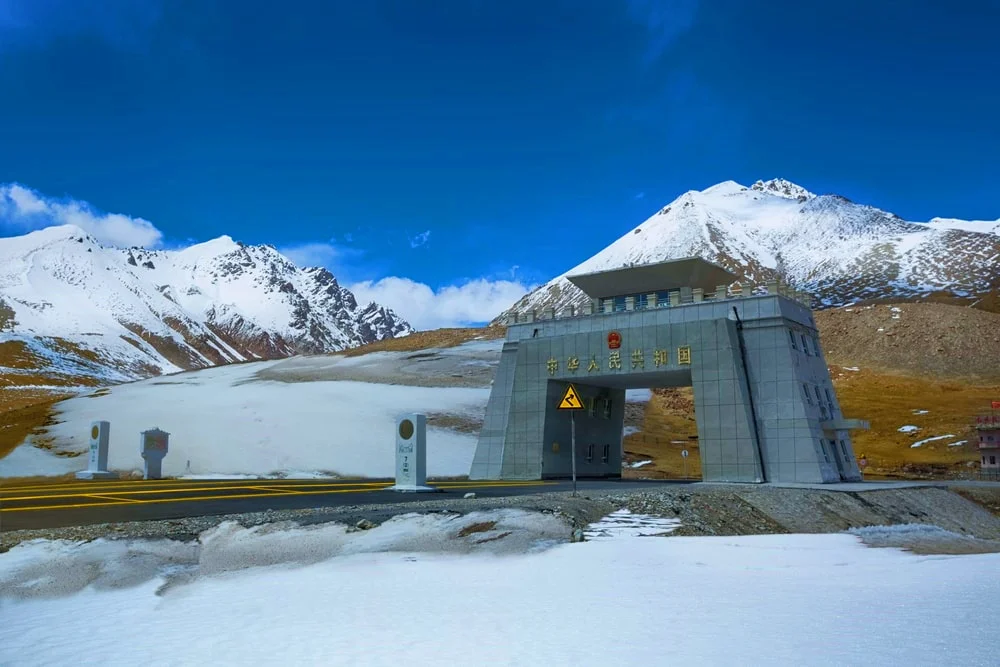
[1,485,392,513]
[85,494,142,504]
[243,486,306,495]
[0,480,557,513]
[0,479,547,500]
[0,482,389,502]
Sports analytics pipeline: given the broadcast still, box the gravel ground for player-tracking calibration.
[5,484,1000,555]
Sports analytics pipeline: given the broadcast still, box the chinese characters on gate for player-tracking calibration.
[546,344,692,375]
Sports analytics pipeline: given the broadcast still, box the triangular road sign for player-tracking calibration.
[558,384,584,410]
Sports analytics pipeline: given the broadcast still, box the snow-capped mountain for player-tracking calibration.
[0,225,412,384]
[503,179,1000,319]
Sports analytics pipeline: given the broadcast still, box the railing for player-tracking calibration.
[508,280,813,324]
[975,414,1000,430]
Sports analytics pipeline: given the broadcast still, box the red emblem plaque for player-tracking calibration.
[607,331,622,349]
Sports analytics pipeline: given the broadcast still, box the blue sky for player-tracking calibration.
[1,0,998,328]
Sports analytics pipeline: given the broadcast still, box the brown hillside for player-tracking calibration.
[815,302,1000,382]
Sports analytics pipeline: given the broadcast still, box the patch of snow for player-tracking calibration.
[843,366,860,372]
[912,409,929,415]
[1,524,998,666]
[622,426,641,437]
[625,388,652,403]
[626,460,653,469]
[890,307,902,313]
[910,434,955,448]
[0,360,490,479]
[877,327,885,332]
[892,314,900,319]
[583,509,681,540]
[947,441,967,447]
[897,425,920,433]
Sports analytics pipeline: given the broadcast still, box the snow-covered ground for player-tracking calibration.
[1,510,996,666]
[910,434,956,448]
[0,343,498,479]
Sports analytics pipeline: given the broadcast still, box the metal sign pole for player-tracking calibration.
[570,410,577,497]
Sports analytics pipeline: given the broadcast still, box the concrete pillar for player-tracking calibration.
[625,296,635,311]
[76,421,118,480]
[602,298,614,314]
[766,279,779,295]
[507,311,519,325]
[716,285,728,300]
[647,293,658,308]
[582,301,593,316]
[525,310,535,323]
[562,305,576,318]
[680,286,693,303]
[545,307,556,320]
[692,288,704,302]
[669,291,681,306]
[391,414,435,492]
[139,428,169,480]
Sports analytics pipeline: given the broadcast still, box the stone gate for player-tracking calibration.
[470,258,867,483]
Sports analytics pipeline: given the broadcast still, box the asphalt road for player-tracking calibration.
[0,477,689,532]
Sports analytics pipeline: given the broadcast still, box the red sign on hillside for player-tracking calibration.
[992,401,1000,410]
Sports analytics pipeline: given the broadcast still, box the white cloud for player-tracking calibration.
[350,276,534,330]
[0,182,163,247]
[409,230,431,248]
[277,242,341,268]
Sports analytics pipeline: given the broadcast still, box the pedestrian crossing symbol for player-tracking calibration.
[558,384,584,410]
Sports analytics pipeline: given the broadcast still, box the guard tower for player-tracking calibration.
[470,257,868,484]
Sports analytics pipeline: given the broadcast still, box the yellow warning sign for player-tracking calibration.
[558,384,584,410]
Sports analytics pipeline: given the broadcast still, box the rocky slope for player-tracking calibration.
[0,225,411,385]
[502,178,1000,320]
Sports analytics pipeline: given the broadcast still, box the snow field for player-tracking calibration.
[0,359,490,479]
[1,510,997,666]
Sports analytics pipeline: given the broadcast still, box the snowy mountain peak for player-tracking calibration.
[751,178,815,201]
[700,180,749,197]
[0,226,413,384]
[502,178,1000,323]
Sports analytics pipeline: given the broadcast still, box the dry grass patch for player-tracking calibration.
[457,521,497,537]
[0,341,46,370]
[623,388,700,479]
[342,326,506,357]
[833,369,992,478]
[0,394,70,460]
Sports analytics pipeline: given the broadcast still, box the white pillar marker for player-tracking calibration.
[76,420,119,480]
[388,413,437,492]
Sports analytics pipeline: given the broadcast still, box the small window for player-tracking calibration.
[587,397,596,418]
[813,386,822,403]
[824,388,833,405]
[820,441,829,462]
[840,440,849,459]
[602,444,610,463]
[992,456,997,465]
[587,444,595,463]
[801,334,811,355]
[789,330,798,350]
[603,399,612,419]
[984,457,988,465]
[802,383,813,404]
[813,336,821,355]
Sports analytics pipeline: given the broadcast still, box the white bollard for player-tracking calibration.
[76,420,119,480]
[389,414,436,492]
